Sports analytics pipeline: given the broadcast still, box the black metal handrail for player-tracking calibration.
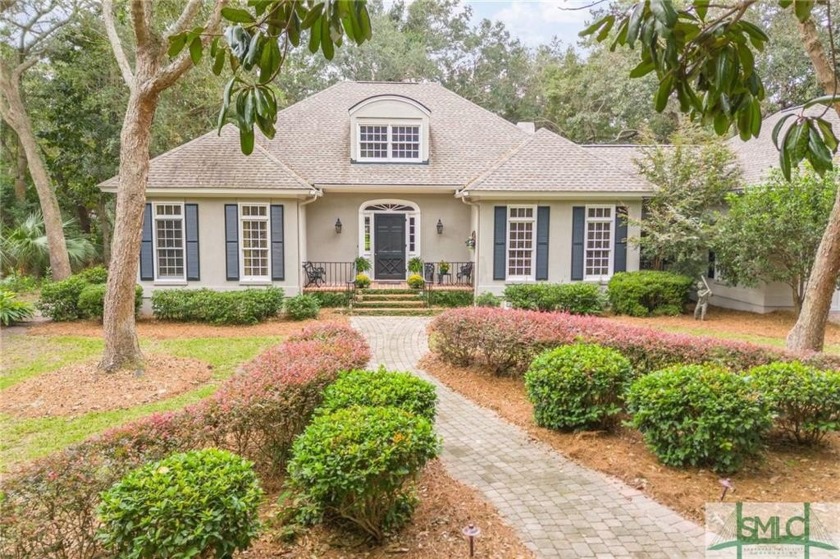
[302,261,356,287]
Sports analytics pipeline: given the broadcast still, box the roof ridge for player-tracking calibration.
[252,143,314,191]
[430,82,531,137]
[461,134,536,191]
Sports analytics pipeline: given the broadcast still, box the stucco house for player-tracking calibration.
[100,81,652,300]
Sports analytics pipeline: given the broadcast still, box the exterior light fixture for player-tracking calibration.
[335,218,342,234]
[436,219,443,235]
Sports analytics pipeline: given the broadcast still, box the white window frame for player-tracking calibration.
[356,123,422,163]
[584,205,614,282]
[152,202,186,283]
[506,205,537,282]
[238,202,271,283]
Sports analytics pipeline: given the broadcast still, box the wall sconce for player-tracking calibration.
[436,219,443,235]
[335,218,342,234]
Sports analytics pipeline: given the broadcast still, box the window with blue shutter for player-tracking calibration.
[224,204,239,281]
[270,205,284,281]
[571,206,585,281]
[185,204,200,281]
[139,203,153,281]
[493,206,506,280]
[614,206,628,273]
[535,206,550,281]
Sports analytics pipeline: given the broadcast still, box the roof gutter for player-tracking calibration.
[458,191,479,297]
[297,189,322,291]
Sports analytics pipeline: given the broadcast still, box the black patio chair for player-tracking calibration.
[303,261,326,287]
[457,262,473,284]
[424,262,435,283]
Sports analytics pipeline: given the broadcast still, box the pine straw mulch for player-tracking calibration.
[239,460,534,559]
[25,310,349,340]
[0,354,213,418]
[605,306,840,348]
[420,355,840,525]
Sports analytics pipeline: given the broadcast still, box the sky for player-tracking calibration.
[462,1,600,47]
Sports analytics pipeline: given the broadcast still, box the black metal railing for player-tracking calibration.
[421,261,474,286]
[302,261,356,287]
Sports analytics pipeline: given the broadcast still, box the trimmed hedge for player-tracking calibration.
[151,287,284,325]
[607,271,693,317]
[627,365,772,473]
[747,362,840,445]
[97,449,262,558]
[37,276,89,321]
[285,294,320,320]
[525,344,634,430]
[427,308,840,376]
[504,283,605,314]
[309,290,351,308]
[424,290,474,307]
[318,368,438,421]
[0,322,370,558]
[77,284,143,321]
[475,292,502,307]
[286,406,440,542]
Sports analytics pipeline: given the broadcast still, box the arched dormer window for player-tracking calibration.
[348,95,430,164]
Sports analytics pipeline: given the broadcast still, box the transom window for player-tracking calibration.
[585,206,613,280]
[507,206,536,280]
[153,203,185,281]
[240,204,270,281]
[358,124,421,162]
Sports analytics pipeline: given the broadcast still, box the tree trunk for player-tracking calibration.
[14,135,26,202]
[100,88,158,372]
[787,17,840,352]
[98,195,113,265]
[0,76,72,280]
[790,281,803,317]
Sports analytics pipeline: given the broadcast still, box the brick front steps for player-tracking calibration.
[352,288,439,316]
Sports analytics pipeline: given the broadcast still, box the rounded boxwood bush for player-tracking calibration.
[355,273,371,288]
[746,362,840,445]
[318,368,437,420]
[607,271,692,317]
[407,274,425,289]
[524,343,634,430]
[77,283,143,321]
[97,448,263,558]
[286,406,440,542]
[627,365,772,473]
[475,292,501,307]
[285,294,320,320]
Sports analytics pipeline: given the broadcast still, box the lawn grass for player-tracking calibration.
[0,335,279,469]
[0,336,103,390]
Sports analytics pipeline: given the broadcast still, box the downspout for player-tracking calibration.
[458,190,479,301]
[297,189,322,294]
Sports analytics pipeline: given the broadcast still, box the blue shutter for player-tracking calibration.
[493,206,507,280]
[571,206,585,281]
[139,203,154,281]
[270,204,284,281]
[535,206,550,281]
[185,204,200,281]
[224,204,239,281]
[614,206,628,273]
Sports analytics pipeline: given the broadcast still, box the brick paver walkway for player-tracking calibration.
[352,316,706,558]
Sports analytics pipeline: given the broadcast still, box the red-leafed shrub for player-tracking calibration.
[428,308,840,376]
[0,322,370,559]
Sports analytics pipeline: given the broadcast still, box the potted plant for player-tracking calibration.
[408,257,423,275]
[355,273,371,288]
[407,274,425,289]
[354,256,371,274]
[438,261,450,275]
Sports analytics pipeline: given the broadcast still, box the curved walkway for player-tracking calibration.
[352,316,705,558]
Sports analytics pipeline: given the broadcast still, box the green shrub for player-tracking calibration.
[607,271,692,317]
[504,283,605,314]
[424,290,473,307]
[475,292,501,307]
[97,448,262,559]
[0,273,39,293]
[407,257,424,274]
[318,368,437,420]
[75,265,108,284]
[151,287,284,324]
[77,283,143,321]
[309,290,350,308]
[354,257,371,273]
[0,290,35,326]
[407,273,425,289]
[36,276,88,321]
[747,362,840,445]
[285,294,320,320]
[286,406,439,542]
[525,344,634,430]
[627,365,772,472]
[355,273,371,288]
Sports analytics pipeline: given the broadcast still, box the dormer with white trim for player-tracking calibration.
[349,94,431,164]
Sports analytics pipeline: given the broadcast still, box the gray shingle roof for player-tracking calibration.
[100,125,313,192]
[727,104,840,185]
[257,81,531,186]
[464,129,653,193]
[582,145,648,175]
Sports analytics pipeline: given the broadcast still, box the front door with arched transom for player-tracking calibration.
[373,213,406,280]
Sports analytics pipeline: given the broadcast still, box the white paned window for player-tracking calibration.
[153,203,185,281]
[357,124,421,162]
[239,204,270,281]
[585,206,613,280]
[507,206,536,280]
